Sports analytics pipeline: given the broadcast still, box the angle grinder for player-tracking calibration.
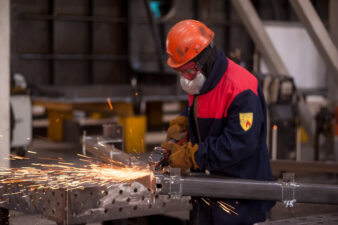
[148,132,188,172]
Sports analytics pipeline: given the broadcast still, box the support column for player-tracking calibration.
[0,0,10,169]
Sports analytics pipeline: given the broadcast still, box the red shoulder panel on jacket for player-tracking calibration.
[197,59,258,119]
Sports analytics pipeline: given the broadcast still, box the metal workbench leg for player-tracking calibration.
[0,207,9,225]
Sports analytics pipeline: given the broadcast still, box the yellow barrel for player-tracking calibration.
[118,115,147,154]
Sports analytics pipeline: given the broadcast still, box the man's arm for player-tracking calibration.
[194,90,265,171]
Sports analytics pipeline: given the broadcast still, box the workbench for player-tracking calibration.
[0,178,190,225]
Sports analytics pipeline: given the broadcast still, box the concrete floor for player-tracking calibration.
[5,138,338,224]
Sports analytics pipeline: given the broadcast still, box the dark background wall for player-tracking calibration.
[10,0,329,87]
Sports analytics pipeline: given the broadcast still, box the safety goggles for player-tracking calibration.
[175,61,201,80]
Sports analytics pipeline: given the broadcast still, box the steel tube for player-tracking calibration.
[159,176,338,205]
[181,177,281,201]
[295,183,338,205]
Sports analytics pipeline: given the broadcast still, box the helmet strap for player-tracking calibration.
[194,41,217,77]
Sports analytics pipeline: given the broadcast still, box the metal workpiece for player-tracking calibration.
[257,213,338,225]
[0,181,190,225]
[83,136,140,167]
[157,173,338,206]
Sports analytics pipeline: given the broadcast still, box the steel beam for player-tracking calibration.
[0,0,10,169]
[230,0,289,75]
[328,0,338,102]
[330,0,338,48]
[290,0,338,84]
[231,0,315,142]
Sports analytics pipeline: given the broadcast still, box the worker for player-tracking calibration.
[162,20,275,225]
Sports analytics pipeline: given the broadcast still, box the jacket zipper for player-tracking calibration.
[193,96,202,143]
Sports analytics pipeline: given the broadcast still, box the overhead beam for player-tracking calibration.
[0,0,10,168]
[231,0,315,141]
[330,0,338,48]
[328,0,338,102]
[230,0,289,75]
[290,0,338,84]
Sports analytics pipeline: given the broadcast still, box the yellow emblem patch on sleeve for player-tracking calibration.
[239,112,253,131]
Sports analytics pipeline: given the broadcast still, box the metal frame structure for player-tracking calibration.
[13,0,129,85]
[231,0,289,76]
[289,0,338,83]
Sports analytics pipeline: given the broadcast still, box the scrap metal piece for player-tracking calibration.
[83,136,140,167]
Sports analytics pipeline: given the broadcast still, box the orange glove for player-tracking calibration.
[161,141,199,172]
[166,116,188,141]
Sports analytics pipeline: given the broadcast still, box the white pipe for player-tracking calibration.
[296,127,302,161]
[272,125,278,160]
[82,130,87,155]
[0,0,10,169]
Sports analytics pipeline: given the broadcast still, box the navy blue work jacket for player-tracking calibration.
[182,50,275,225]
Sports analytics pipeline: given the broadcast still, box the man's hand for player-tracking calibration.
[166,116,188,141]
[161,141,199,172]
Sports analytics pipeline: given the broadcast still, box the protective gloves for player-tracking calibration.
[161,141,200,172]
[166,116,188,141]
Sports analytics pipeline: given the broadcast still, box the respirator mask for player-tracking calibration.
[176,61,206,95]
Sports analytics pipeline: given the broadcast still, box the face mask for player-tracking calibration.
[180,71,206,95]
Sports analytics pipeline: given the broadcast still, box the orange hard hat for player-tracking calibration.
[166,20,214,68]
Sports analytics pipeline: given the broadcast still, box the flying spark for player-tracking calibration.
[200,198,238,215]
[0,154,154,202]
[107,97,113,110]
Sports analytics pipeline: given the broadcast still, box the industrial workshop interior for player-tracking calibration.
[1,0,338,224]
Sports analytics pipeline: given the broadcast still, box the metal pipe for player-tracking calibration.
[296,127,301,161]
[271,124,278,160]
[159,175,338,205]
[142,0,166,71]
[181,177,281,201]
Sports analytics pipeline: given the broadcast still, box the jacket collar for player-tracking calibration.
[198,50,228,95]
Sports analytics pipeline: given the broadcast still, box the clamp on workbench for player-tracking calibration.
[155,168,182,200]
[281,172,298,208]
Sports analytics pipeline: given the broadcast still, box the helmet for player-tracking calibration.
[166,20,214,68]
